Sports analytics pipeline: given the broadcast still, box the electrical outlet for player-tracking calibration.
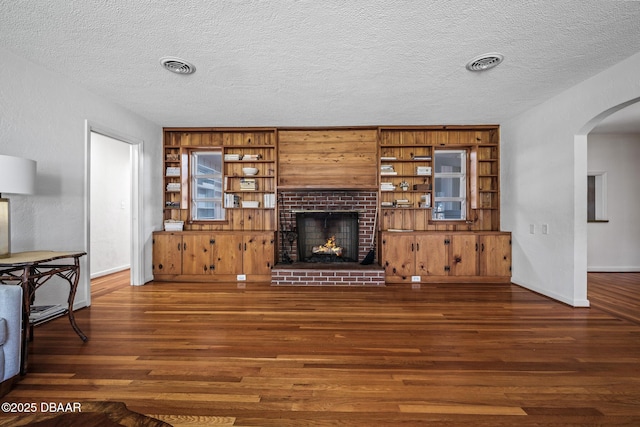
[542,224,549,235]
[529,224,535,234]
[411,276,421,282]
[236,274,247,281]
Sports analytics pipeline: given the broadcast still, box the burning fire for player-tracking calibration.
[312,235,343,257]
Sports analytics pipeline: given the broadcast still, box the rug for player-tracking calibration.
[0,401,171,427]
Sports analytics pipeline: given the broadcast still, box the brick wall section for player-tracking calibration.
[278,191,377,263]
[272,267,385,286]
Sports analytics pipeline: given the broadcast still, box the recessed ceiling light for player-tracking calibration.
[160,57,196,75]
[465,53,504,72]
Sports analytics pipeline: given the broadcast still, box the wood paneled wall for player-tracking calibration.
[277,128,378,189]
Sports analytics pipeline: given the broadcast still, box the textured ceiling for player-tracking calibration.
[1,1,640,129]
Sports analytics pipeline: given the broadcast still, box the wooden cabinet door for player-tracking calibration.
[421,234,448,276]
[152,233,182,275]
[211,234,243,275]
[381,233,414,279]
[449,234,478,276]
[479,233,511,277]
[182,234,214,275]
[414,235,429,276]
[243,232,275,275]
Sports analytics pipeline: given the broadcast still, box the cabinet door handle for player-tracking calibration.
[158,264,163,270]
[416,243,420,251]
[411,243,415,252]
[183,243,187,250]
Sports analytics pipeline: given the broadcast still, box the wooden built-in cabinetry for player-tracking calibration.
[162,128,277,231]
[380,231,511,283]
[470,145,499,210]
[153,231,275,282]
[378,126,500,232]
[154,125,510,284]
[377,125,507,284]
[156,128,277,283]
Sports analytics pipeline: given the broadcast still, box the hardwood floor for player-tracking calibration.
[2,271,640,426]
[587,272,640,324]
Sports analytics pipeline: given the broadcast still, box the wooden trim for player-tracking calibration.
[152,274,272,283]
[386,276,512,284]
[0,375,19,398]
[163,127,278,132]
[378,124,499,131]
[276,126,378,131]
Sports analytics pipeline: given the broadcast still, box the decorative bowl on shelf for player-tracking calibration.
[242,167,258,176]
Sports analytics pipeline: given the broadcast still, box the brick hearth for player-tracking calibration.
[272,263,385,286]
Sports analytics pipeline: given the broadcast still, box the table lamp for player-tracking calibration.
[0,154,37,258]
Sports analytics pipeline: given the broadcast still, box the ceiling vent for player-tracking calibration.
[160,57,196,75]
[465,53,504,72]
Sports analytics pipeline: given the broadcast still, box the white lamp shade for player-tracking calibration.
[0,154,37,195]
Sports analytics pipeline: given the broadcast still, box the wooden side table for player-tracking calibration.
[0,251,87,374]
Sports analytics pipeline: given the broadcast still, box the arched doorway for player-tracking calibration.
[576,97,640,299]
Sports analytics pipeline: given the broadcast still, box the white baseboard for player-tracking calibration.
[588,266,640,272]
[90,265,130,279]
[511,278,591,307]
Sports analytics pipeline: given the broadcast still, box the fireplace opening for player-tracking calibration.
[295,211,359,262]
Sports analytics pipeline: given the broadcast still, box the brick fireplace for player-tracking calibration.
[272,190,385,286]
[277,190,377,263]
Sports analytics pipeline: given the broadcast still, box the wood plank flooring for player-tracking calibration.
[587,272,640,324]
[2,272,640,426]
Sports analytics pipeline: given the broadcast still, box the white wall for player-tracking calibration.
[90,133,132,277]
[0,46,162,309]
[587,133,640,271]
[501,51,640,307]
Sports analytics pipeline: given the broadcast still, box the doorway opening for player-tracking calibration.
[578,96,640,305]
[86,123,143,305]
[90,132,132,277]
